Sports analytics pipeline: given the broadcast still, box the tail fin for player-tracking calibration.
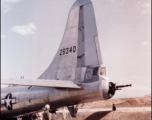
[38,0,103,80]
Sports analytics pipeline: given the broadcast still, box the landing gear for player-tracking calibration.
[67,105,78,117]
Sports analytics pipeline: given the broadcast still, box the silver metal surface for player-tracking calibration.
[1,79,81,89]
[1,0,117,118]
[38,0,102,81]
[1,79,110,118]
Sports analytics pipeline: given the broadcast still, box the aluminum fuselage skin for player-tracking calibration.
[1,78,110,118]
[1,0,112,118]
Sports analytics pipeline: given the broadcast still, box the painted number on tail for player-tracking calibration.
[60,46,76,56]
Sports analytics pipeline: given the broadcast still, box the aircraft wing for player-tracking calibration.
[1,79,81,89]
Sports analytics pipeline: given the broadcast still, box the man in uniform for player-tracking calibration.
[42,104,52,120]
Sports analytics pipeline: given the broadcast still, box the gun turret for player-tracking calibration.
[116,84,132,90]
[108,83,132,99]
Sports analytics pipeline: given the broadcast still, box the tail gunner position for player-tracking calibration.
[1,0,131,119]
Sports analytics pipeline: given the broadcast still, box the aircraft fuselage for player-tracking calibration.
[1,79,110,118]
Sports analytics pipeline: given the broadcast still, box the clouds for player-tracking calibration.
[1,0,21,13]
[142,41,151,48]
[142,41,149,46]
[12,23,37,36]
[142,41,151,57]
[136,2,151,15]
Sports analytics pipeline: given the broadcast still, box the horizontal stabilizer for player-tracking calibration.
[1,79,81,89]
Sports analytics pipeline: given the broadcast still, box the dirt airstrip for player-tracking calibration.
[37,94,151,120]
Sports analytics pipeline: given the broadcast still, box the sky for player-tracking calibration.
[1,0,151,98]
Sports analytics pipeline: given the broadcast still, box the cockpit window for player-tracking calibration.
[92,66,106,76]
[93,67,98,75]
[100,67,106,75]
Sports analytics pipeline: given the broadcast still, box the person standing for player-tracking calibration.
[112,104,116,111]
[42,104,52,120]
[62,107,67,120]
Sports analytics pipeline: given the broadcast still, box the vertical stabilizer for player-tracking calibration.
[38,0,103,81]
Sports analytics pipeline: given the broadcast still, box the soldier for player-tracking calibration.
[112,104,116,111]
[42,104,52,120]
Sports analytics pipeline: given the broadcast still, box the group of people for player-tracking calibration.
[36,104,116,120]
[42,105,67,120]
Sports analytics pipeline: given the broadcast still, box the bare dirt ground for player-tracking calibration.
[38,94,151,120]
[78,94,151,109]
[51,109,151,120]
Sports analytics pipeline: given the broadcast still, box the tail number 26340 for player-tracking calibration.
[60,46,76,56]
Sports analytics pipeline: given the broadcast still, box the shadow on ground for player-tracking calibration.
[84,110,111,120]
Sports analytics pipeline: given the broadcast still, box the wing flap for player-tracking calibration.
[1,79,81,89]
